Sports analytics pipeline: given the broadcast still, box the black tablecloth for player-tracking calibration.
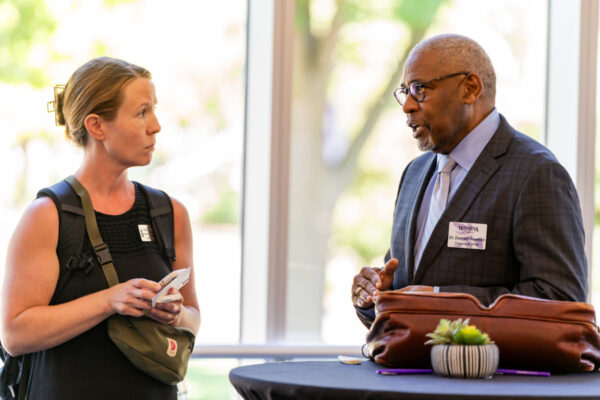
[229,360,600,400]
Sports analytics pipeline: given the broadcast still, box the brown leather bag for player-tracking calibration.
[365,291,600,373]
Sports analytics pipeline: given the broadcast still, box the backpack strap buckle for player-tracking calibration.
[94,243,112,266]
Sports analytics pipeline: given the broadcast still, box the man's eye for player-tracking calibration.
[412,83,426,95]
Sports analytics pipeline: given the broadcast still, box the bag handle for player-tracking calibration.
[65,175,120,287]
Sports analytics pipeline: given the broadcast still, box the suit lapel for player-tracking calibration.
[390,153,436,289]
[413,116,514,283]
[403,155,436,283]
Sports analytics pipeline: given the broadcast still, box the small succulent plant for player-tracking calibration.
[425,318,493,345]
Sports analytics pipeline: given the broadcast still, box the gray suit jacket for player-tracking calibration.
[356,116,588,327]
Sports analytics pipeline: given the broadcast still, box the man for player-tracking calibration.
[351,34,587,328]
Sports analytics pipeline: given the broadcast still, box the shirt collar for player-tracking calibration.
[447,108,500,172]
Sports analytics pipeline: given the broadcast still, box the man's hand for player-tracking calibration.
[351,258,399,309]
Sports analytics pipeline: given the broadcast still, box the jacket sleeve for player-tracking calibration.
[353,161,417,328]
[354,305,376,329]
[353,250,394,328]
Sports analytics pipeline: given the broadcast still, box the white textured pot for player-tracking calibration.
[431,344,499,379]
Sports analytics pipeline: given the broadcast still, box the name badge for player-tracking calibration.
[448,222,487,250]
[138,224,154,242]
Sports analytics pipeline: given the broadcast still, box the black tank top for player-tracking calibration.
[27,183,177,400]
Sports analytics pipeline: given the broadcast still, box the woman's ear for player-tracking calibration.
[462,73,483,104]
[84,114,105,141]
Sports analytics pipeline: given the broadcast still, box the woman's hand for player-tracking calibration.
[106,278,161,317]
[148,288,183,325]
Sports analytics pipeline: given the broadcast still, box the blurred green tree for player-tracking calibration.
[0,0,56,87]
[1,0,57,204]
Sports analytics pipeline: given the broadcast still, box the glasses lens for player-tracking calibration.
[410,83,426,102]
[394,88,408,105]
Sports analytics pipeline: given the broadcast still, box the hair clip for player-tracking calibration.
[47,84,65,126]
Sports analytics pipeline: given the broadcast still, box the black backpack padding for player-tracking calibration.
[136,183,176,264]
[38,179,176,264]
[37,180,87,281]
[0,347,24,400]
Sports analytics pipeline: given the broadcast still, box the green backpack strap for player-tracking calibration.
[64,175,119,288]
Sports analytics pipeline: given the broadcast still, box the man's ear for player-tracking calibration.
[84,114,105,141]
[462,73,483,104]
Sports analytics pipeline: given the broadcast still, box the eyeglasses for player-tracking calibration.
[393,72,469,106]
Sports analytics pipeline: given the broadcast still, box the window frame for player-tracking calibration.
[545,0,597,301]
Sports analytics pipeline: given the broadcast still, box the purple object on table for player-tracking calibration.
[376,368,433,375]
[495,369,551,377]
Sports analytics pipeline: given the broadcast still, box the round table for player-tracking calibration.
[229,360,600,400]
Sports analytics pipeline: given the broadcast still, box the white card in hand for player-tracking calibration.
[152,267,190,307]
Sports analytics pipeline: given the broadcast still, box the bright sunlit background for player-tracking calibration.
[0,0,597,399]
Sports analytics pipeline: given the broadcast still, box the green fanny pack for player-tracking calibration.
[66,175,195,385]
[107,315,195,385]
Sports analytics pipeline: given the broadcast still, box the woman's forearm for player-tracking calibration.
[2,290,113,356]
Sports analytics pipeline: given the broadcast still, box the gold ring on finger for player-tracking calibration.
[355,287,362,296]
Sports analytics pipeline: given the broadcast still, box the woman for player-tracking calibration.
[1,57,200,399]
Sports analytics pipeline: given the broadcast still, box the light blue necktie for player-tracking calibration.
[414,155,456,272]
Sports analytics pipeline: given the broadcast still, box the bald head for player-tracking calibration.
[408,34,496,105]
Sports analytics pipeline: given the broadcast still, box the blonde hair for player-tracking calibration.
[54,57,151,147]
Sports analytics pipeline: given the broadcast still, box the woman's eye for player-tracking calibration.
[139,109,146,117]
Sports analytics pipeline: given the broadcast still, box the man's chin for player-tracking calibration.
[416,139,435,152]
[416,138,448,154]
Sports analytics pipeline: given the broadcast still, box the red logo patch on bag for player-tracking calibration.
[167,337,177,357]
